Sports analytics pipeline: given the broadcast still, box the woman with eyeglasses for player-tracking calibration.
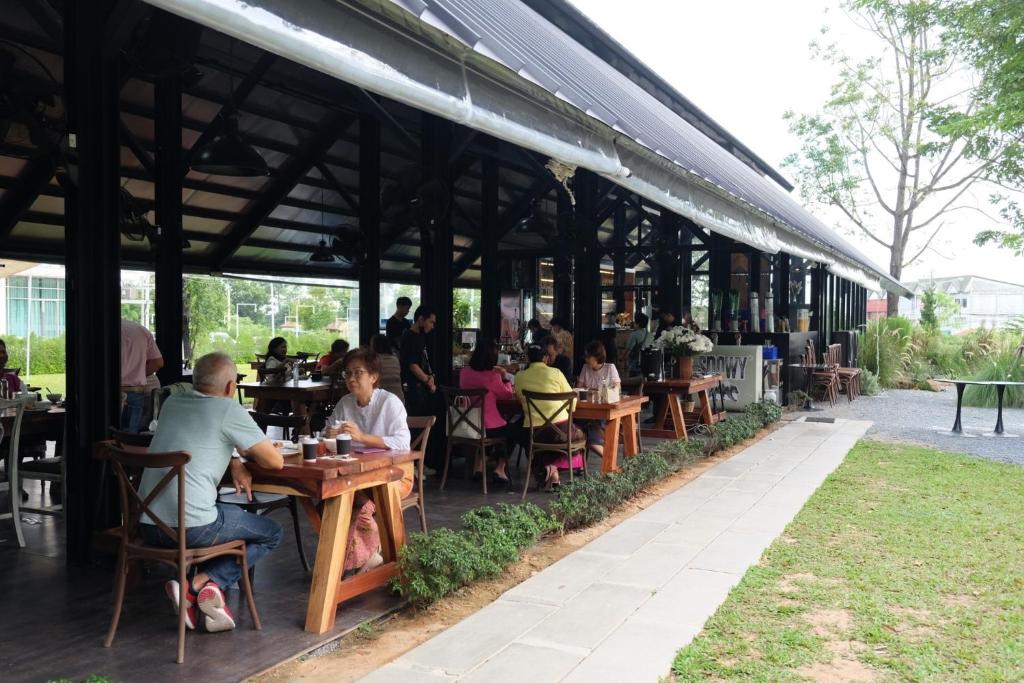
[323,347,410,453]
[323,347,411,577]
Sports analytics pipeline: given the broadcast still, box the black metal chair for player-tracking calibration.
[218,412,310,573]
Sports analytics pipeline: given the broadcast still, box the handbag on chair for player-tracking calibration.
[448,394,484,439]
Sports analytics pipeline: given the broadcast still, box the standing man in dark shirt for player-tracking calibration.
[386,296,413,352]
[543,337,574,385]
[399,305,441,468]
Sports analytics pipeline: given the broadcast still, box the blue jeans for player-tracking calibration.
[121,391,145,433]
[141,504,283,589]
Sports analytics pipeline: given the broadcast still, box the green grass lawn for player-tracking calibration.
[19,364,254,404]
[672,441,1024,682]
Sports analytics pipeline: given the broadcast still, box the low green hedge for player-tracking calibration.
[391,401,782,607]
[391,503,558,607]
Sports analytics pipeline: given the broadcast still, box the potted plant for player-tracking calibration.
[655,327,714,380]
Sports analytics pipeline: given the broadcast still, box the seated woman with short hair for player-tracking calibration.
[515,344,585,490]
[577,340,621,458]
[318,339,351,376]
[323,347,413,576]
[323,347,410,454]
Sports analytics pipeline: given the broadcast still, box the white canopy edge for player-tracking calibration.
[142,0,906,296]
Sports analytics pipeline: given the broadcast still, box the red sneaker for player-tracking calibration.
[164,580,197,630]
[197,582,236,632]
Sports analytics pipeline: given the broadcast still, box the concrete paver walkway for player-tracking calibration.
[360,417,872,683]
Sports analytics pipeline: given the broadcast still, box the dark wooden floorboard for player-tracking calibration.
[0,443,629,683]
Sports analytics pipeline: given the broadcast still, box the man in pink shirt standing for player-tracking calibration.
[121,318,164,433]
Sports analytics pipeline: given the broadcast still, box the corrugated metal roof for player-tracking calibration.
[391,0,904,293]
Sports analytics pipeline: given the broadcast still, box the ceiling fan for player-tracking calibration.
[309,225,366,266]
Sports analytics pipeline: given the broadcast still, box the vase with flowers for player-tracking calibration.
[655,327,714,380]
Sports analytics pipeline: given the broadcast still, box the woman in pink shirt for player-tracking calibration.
[0,339,22,395]
[458,338,518,489]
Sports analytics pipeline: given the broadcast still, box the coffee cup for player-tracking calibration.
[301,438,319,462]
[323,436,337,455]
[337,433,352,456]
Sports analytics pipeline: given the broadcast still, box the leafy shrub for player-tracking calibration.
[859,368,881,396]
[745,399,782,427]
[711,414,761,449]
[550,452,672,529]
[392,503,557,606]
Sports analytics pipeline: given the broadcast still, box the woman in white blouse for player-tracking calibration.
[576,339,621,458]
[324,347,410,452]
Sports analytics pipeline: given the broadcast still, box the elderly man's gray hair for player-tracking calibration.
[192,352,236,390]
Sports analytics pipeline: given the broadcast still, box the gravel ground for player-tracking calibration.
[807,388,1024,465]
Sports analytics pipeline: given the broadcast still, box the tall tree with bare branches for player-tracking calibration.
[784,0,1017,316]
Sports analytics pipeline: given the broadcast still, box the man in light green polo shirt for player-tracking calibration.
[138,352,284,633]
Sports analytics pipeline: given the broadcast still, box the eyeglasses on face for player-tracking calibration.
[341,368,368,380]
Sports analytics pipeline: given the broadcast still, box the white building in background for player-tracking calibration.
[0,261,156,338]
[898,275,1024,332]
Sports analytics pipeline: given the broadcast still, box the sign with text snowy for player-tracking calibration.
[695,345,763,410]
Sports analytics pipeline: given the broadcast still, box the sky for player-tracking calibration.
[568,0,1024,286]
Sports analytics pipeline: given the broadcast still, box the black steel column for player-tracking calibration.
[553,190,573,323]
[479,154,500,339]
[612,203,626,313]
[64,0,123,563]
[776,253,790,322]
[681,222,693,315]
[420,113,453,386]
[810,263,823,334]
[572,170,600,362]
[154,71,183,384]
[655,213,682,315]
[358,114,381,343]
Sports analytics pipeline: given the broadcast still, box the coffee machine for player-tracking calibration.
[640,347,665,381]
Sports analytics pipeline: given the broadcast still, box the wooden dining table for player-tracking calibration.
[247,448,421,634]
[498,395,648,473]
[237,379,333,433]
[1,405,66,440]
[641,374,726,440]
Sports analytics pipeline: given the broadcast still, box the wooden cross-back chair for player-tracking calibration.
[94,440,261,664]
[803,340,839,406]
[440,387,508,494]
[828,343,861,401]
[519,390,588,500]
[403,415,436,532]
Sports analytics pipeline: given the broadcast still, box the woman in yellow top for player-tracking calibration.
[515,344,585,490]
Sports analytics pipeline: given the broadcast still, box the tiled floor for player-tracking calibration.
[361,417,872,683]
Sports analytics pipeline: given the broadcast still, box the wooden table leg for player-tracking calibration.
[654,394,670,430]
[601,416,622,474]
[305,491,353,634]
[622,411,640,458]
[698,389,714,426]
[376,479,407,556]
[667,393,688,440]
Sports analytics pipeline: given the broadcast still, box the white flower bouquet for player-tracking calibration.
[655,327,714,357]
